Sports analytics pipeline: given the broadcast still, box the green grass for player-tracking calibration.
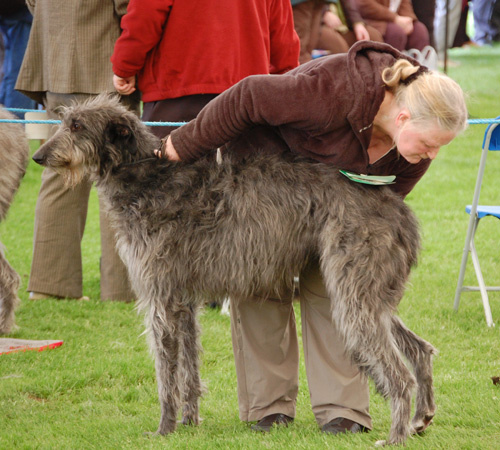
[1,44,500,449]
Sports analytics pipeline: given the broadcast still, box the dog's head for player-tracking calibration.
[32,95,157,187]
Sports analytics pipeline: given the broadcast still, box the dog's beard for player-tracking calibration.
[60,166,85,188]
[56,144,90,188]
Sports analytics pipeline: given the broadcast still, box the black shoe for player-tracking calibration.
[321,417,368,435]
[251,413,294,432]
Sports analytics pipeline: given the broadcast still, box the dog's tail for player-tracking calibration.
[0,106,30,222]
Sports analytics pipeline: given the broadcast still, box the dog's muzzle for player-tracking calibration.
[32,152,46,165]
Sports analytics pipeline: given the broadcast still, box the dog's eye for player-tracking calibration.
[70,121,82,132]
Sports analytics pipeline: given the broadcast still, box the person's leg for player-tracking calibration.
[230,295,299,422]
[383,23,408,51]
[492,0,500,41]
[406,21,431,50]
[472,0,496,45]
[142,94,218,139]
[433,0,462,59]
[292,0,325,64]
[412,0,436,47]
[364,25,384,43]
[98,94,140,301]
[98,197,135,301]
[339,26,384,49]
[0,13,37,115]
[299,262,372,430]
[28,93,93,298]
[317,26,349,54]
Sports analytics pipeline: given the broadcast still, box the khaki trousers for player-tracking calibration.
[230,262,372,429]
[27,92,139,301]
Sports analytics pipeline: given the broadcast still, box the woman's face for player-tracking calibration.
[395,121,457,164]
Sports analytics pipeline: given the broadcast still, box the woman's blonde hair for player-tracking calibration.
[382,60,468,134]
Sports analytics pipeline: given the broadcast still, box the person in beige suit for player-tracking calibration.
[16,0,140,301]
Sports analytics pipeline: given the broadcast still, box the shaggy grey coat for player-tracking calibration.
[0,106,29,334]
[32,95,436,446]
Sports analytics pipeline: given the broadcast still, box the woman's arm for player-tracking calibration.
[169,60,349,162]
[397,0,417,21]
[354,0,397,22]
[111,0,172,79]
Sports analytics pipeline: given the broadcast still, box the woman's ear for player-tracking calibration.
[395,108,411,128]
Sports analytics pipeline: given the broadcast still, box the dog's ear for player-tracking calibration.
[106,122,138,155]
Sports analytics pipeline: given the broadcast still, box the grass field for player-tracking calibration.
[1,44,500,450]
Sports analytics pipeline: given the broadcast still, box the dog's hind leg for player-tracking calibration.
[336,309,416,445]
[391,315,436,434]
[178,303,203,426]
[148,304,182,435]
[0,247,21,334]
[321,259,416,444]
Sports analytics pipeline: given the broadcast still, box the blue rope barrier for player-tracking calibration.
[1,106,499,127]
[0,119,60,124]
[0,118,187,127]
[5,107,40,113]
[466,119,500,125]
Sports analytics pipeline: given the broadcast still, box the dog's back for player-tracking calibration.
[104,151,420,307]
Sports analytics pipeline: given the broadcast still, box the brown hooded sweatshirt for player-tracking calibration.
[170,41,431,198]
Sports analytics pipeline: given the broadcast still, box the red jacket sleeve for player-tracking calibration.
[268,0,300,74]
[111,0,173,78]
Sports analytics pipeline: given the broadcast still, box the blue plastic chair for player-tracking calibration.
[454,118,500,327]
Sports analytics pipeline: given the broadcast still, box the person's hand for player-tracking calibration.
[113,74,136,95]
[322,11,343,30]
[154,135,180,161]
[353,23,370,41]
[394,15,414,35]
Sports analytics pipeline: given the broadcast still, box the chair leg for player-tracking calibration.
[469,235,495,327]
[454,216,478,311]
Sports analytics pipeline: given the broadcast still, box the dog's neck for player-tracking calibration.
[117,157,159,167]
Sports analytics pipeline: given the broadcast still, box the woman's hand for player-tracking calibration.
[323,11,343,30]
[394,15,414,35]
[353,23,370,41]
[154,135,180,161]
[113,75,136,95]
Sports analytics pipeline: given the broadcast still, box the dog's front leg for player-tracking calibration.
[178,303,203,426]
[149,306,181,435]
[0,250,21,334]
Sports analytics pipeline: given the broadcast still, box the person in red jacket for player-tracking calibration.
[111,0,299,138]
[112,0,303,433]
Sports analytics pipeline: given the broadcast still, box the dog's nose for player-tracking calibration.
[32,153,45,165]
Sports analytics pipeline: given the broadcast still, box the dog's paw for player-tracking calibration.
[411,413,434,434]
[143,431,161,438]
[0,321,18,335]
[179,415,201,426]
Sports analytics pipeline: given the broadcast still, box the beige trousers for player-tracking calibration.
[27,92,138,301]
[230,262,372,429]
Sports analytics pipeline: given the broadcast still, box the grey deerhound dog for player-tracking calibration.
[0,107,29,334]
[32,95,436,446]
